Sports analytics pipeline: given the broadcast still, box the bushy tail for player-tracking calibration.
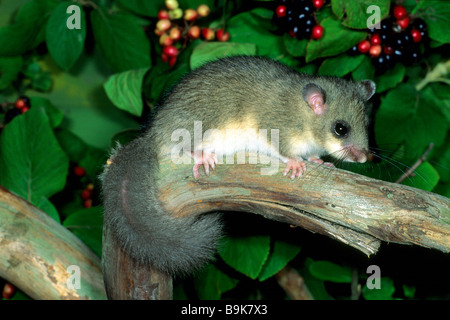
[101,137,222,276]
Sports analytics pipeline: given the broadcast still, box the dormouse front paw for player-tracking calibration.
[308,156,335,168]
[282,159,306,179]
[192,151,218,179]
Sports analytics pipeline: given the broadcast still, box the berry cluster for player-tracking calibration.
[73,165,95,209]
[349,5,428,73]
[155,0,230,67]
[0,96,31,128]
[273,0,326,40]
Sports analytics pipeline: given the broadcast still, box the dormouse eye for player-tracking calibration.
[333,121,350,138]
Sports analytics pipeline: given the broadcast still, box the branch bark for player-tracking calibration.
[0,187,106,300]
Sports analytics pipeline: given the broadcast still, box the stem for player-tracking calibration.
[415,60,450,91]
[395,142,434,184]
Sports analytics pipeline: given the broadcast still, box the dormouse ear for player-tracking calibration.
[302,83,326,115]
[357,80,376,101]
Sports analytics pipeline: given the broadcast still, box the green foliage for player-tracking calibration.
[0,0,449,300]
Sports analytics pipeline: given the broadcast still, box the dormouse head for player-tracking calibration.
[301,79,376,163]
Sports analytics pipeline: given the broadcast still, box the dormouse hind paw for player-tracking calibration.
[192,151,218,179]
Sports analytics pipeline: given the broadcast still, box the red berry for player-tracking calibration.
[358,40,371,53]
[156,19,171,32]
[393,5,407,20]
[169,57,177,68]
[311,25,324,40]
[411,29,422,43]
[2,283,15,299]
[184,8,198,21]
[20,106,30,114]
[83,199,92,209]
[397,16,410,29]
[161,53,169,63]
[188,26,201,39]
[313,0,324,10]
[157,10,169,20]
[370,34,381,45]
[369,44,381,58]
[15,98,27,109]
[202,28,215,41]
[163,45,179,58]
[81,189,92,201]
[74,166,86,177]
[169,27,181,41]
[275,5,287,18]
[216,28,230,42]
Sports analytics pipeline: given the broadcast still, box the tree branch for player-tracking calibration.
[0,187,106,300]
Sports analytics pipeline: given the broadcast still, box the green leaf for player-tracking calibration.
[0,106,69,219]
[104,68,149,116]
[306,17,366,62]
[374,63,406,93]
[194,264,239,300]
[0,56,22,89]
[402,161,440,191]
[22,61,52,92]
[318,54,365,77]
[0,0,59,56]
[46,3,86,70]
[331,0,390,29]
[415,0,450,43]
[258,240,301,281]
[91,10,151,72]
[227,9,286,59]
[55,129,89,163]
[375,84,447,158]
[63,206,103,257]
[190,42,257,70]
[115,0,160,17]
[362,277,395,300]
[283,34,307,57]
[29,97,63,128]
[309,260,352,283]
[351,55,375,80]
[219,235,270,279]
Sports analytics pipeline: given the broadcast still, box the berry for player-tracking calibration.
[163,45,179,57]
[216,28,230,42]
[358,40,371,53]
[383,45,394,55]
[74,166,86,177]
[275,5,287,18]
[413,18,427,31]
[370,34,381,45]
[169,56,177,68]
[159,34,173,46]
[2,283,15,299]
[156,19,171,32]
[348,45,359,56]
[311,25,324,40]
[184,8,198,21]
[169,27,181,41]
[187,25,200,39]
[312,0,324,10]
[393,5,407,20]
[169,8,183,19]
[83,199,92,209]
[81,189,92,201]
[165,0,179,10]
[397,16,410,30]
[197,4,210,17]
[202,28,215,41]
[411,29,422,43]
[15,96,30,109]
[20,106,30,114]
[369,44,382,57]
[157,10,169,20]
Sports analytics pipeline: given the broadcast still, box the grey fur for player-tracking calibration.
[101,56,375,276]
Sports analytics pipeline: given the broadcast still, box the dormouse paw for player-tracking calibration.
[192,151,218,179]
[283,159,306,179]
[308,156,335,168]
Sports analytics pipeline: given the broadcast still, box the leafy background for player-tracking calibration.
[0,0,449,300]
